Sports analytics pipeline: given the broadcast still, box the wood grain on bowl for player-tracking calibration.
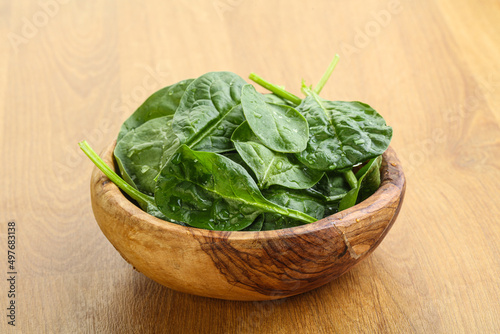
[90,142,405,301]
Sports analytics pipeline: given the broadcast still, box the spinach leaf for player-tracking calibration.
[114,116,180,196]
[261,187,326,230]
[309,171,352,216]
[154,145,317,231]
[338,155,382,211]
[296,93,392,170]
[232,122,323,189]
[264,93,288,105]
[172,72,247,153]
[356,157,382,202]
[117,79,194,141]
[241,84,309,153]
[243,214,264,231]
[261,214,303,231]
[264,93,297,107]
[223,151,246,165]
[230,120,262,143]
[223,150,257,181]
[312,171,351,202]
[263,187,326,220]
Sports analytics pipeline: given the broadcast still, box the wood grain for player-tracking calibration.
[1,0,500,332]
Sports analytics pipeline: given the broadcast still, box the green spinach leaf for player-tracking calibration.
[264,93,297,107]
[223,150,257,181]
[114,116,180,196]
[243,214,264,231]
[241,85,309,153]
[232,122,323,189]
[154,145,317,231]
[172,72,247,153]
[230,120,262,143]
[261,187,326,230]
[261,214,303,231]
[338,155,382,211]
[264,93,288,105]
[312,171,351,202]
[296,93,392,170]
[356,157,383,203]
[117,79,194,141]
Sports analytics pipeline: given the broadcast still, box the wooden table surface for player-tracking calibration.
[1,0,499,333]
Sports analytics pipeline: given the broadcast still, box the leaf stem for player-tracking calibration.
[343,170,358,189]
[289,209,317,224]
[249,73,302,105]
[78,140,156,208]
[326,194,347,202]
[314,54,340,94]
[301,79,313,97]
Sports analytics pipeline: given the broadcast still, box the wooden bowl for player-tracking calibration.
[90,142,406,301]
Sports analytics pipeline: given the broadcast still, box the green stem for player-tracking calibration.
[249,73,302,105]
[78,140,155,208]
[344,170,358,189]
[301,79,313,97]
[326,194,347,202]
[314,54,340,94]
[288,209,317,224]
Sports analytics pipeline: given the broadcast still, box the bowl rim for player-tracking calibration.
[93,141,405,242]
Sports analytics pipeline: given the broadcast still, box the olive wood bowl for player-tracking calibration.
[90,142,406,301]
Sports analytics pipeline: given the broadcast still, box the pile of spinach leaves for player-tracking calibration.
[80,55,392,231]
